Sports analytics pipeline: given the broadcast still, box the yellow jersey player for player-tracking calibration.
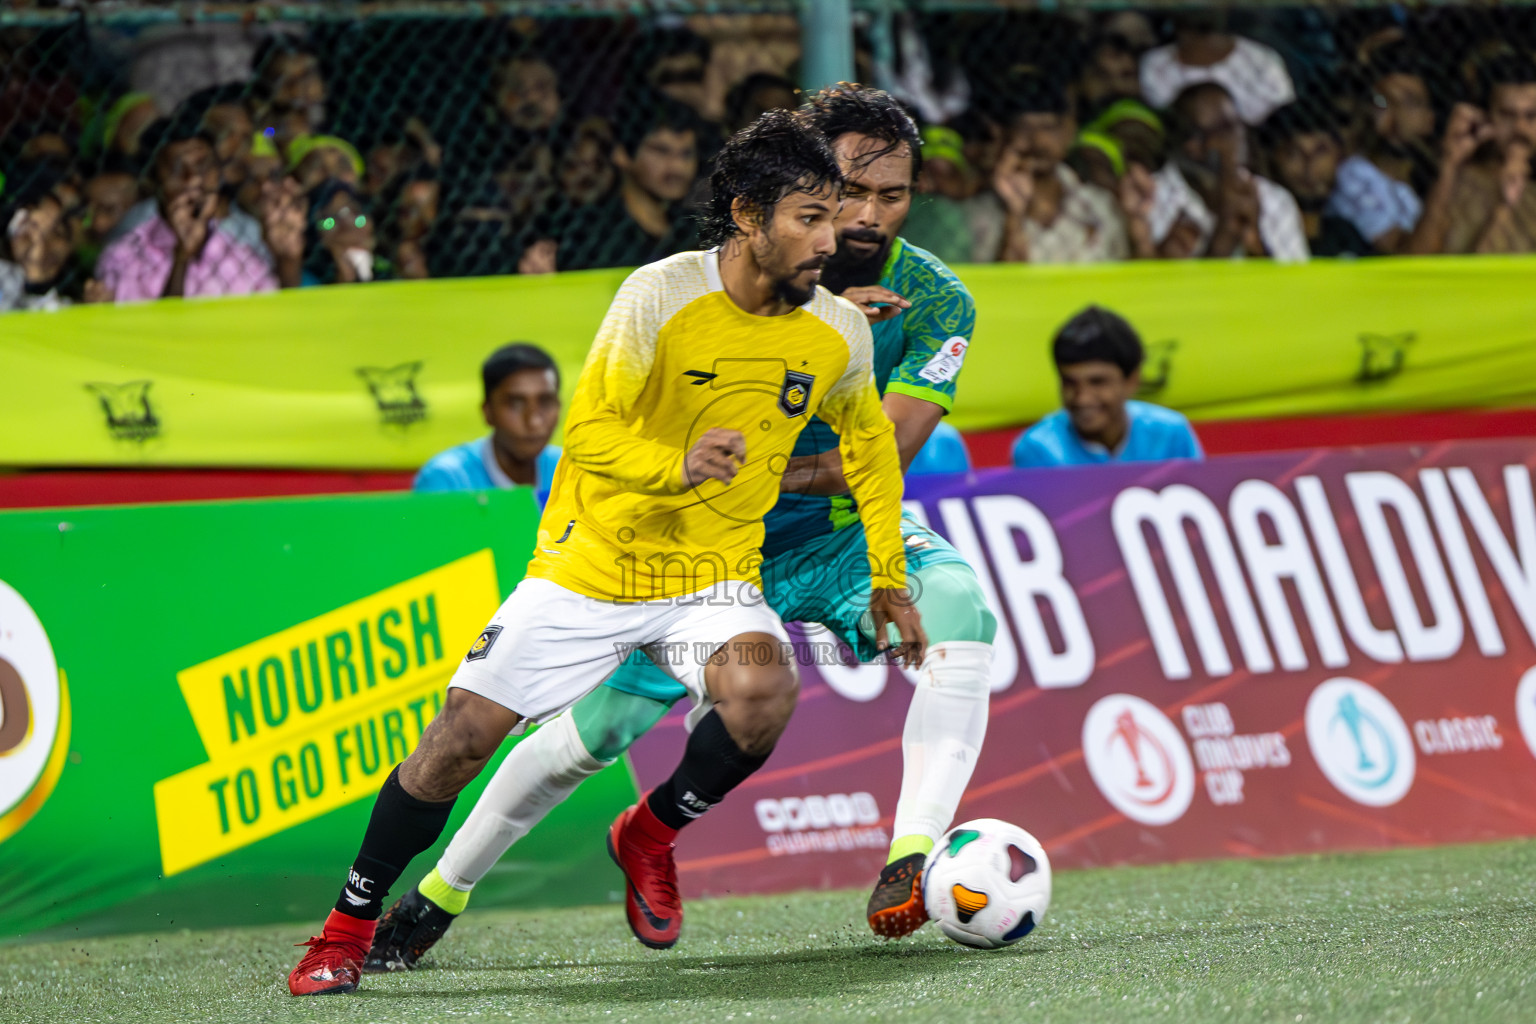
[288,109,926,995]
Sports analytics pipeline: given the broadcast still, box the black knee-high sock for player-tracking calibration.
[334,766,456,920]
[646,710,770,832]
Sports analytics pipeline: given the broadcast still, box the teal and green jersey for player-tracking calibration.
[761,237,975,558]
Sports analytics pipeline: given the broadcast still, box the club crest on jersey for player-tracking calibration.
[466,625,502,662]
[778,370,814,417]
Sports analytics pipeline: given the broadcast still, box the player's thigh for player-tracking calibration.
[759,524,870,661]
[449,577,649,726]
[656,582,795,709]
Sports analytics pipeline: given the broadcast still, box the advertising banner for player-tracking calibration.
[0,490,638,941]
[8,439,1536,941]
[2,257,1534,469]
[627,439,1536,898]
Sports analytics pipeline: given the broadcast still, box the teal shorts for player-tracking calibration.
[602,511,967,702]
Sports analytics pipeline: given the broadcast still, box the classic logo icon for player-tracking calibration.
[1082,694,1195,826]
[1305,677,1415,806]
[778,370,814,417]
[465,625,502,662]
[1137,339,1178,397]
[0,578,67,845]
[1512,667,1536,763]
[86,381,160,441]
[1356,332,1415,384]
[357,362,427,426]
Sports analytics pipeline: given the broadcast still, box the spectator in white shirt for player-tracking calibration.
[1147,82,1308,262]
[1140,11,1295,126]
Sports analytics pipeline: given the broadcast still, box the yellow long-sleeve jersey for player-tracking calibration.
[527,249,906,603]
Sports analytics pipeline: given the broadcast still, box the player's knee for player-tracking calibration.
[711,637,799,718]
[917,640,994,699]
[915,564,997,645]
[414,692,505,780]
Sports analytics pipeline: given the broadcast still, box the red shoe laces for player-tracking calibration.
[293,935,359,974]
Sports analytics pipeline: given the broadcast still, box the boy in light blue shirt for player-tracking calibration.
[415,343,563,506]
[1013,306,1202,468]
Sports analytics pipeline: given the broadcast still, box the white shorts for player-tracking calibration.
[448,577,792,728]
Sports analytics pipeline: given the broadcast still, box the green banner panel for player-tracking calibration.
[0,490,638,942]
[0,257,1532,470]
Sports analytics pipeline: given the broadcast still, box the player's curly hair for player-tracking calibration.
[698,108,842,247]
[799,83,922,179]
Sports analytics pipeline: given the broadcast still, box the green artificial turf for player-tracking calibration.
[3,838,1535,1024]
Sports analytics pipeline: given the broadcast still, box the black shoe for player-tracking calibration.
[363,888,456,973]
[866,853,929,938]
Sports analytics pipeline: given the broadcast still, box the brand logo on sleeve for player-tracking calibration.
[466,625,502,662]
[917,337,968,384]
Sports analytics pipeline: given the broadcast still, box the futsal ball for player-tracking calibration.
[922,818,1052,949]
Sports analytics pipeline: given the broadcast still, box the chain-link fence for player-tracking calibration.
[3,1,1535,310]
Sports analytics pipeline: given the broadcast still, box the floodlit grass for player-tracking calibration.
[3,838,1535,1024]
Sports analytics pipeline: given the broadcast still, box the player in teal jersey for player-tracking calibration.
[367,86,998,963]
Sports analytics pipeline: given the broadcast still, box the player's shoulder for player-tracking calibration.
[806,287,874,349]
[622,250,710,292]
[889,238,975,328]
[617,250,719,327]
[890,238,971,296]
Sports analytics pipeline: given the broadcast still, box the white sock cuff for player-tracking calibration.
[918,641,994,696]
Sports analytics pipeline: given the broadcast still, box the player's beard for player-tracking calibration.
[772,259,824,307]
[820,228,890,295]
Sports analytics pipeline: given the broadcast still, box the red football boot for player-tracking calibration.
[288,909,373,995]
[607,800,683,949]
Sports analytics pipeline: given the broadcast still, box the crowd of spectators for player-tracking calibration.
[2,6,1535,312]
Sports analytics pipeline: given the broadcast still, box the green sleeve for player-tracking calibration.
[887,265,976,412]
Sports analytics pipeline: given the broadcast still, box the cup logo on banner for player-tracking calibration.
[1305,678,1415,806]
[1082,694,1195,826]
[0,579,67,844]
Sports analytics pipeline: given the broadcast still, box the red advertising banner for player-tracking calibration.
[628,439,1536,898]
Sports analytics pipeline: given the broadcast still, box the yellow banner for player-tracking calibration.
[2,257,1533,469]
[152,549,499,875]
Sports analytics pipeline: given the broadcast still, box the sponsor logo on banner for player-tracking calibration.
[1082,694,1196,825]
[356,362,428,426]
[0,580,69,845]
[1136,339,1178,397]
[152,550,500,875]
[1305,678,1415,806]
[1355,332,1415,384]
[1514,668,1536,763]
[754,792,886,856]
[86,380,160,441]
